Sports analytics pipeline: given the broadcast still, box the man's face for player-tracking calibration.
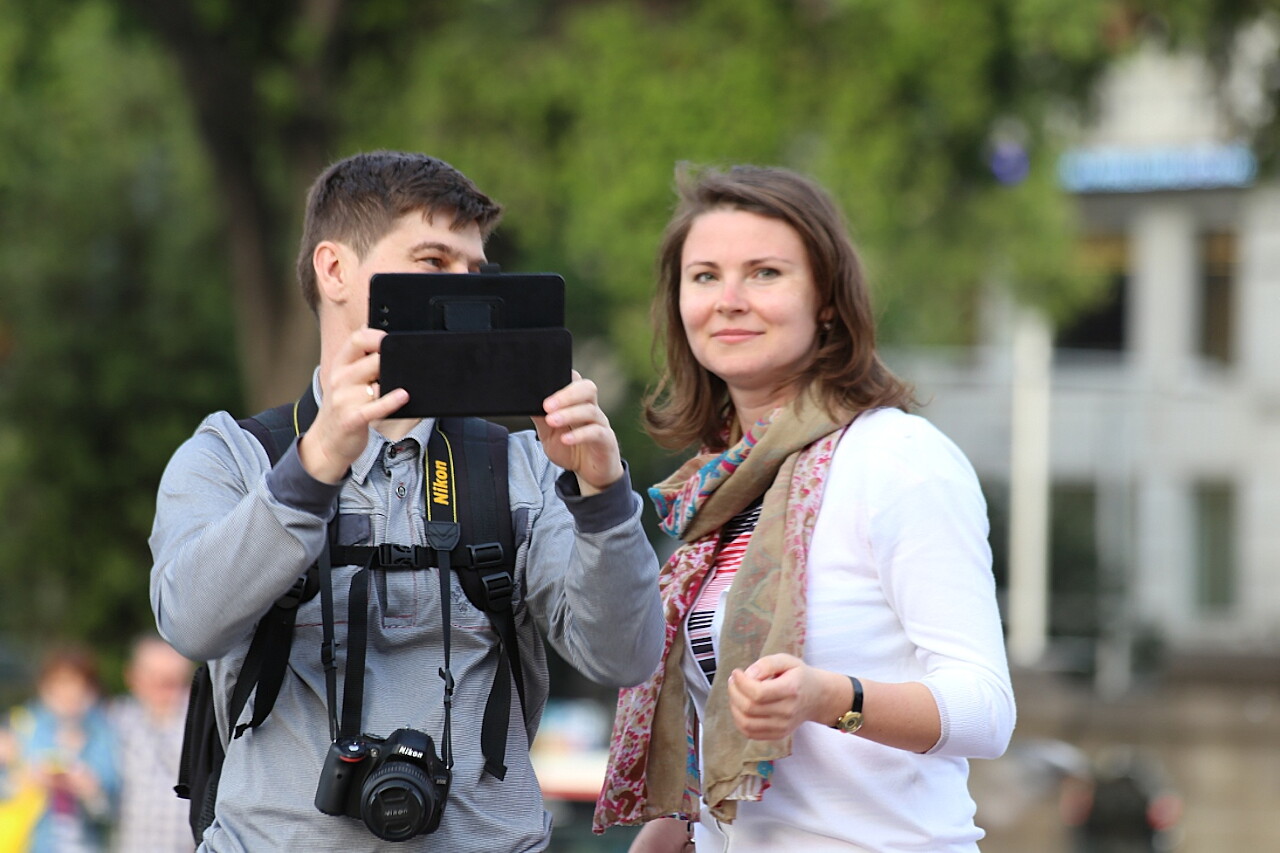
[339,210,487,331]
[127,642,193,719]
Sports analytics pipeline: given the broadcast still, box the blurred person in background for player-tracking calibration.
[594,164,1016,852]
[1,645,119,853]
[1059,746,1182,853]
[108,634,194,853]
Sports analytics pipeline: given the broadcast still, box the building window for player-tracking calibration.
[1194,482,1236,611]
[1049,484,1099,643]
[1199,232,1236,364]
[1057,234,1128,352]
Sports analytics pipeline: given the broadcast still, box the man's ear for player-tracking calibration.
[313,240,353,306]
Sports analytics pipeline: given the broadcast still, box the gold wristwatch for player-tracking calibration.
[833,675,864,734]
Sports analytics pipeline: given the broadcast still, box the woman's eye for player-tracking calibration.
[691,271,716,284]
[753,267,780,280]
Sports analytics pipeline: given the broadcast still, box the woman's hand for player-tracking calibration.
[729,654,943,752]
[628,816,694,852]
[727,653,847,741]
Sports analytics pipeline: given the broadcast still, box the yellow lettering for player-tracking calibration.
[431,460,450,505]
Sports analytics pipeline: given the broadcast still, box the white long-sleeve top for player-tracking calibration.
[683,407,1016,852]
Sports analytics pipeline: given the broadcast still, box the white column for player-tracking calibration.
[1237,187,1280,397]
[1134,475,1194,639]
[1237,187,1280,626]
[1007,307,1052,667]
[1129,202,1197,387]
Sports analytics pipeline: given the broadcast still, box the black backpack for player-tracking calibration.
[173,391,522,844]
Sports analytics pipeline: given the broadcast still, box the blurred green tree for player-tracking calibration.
[0,0,1273,666]
[0,0,241,670]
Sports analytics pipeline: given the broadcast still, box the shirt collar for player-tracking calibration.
[348,416,437,484]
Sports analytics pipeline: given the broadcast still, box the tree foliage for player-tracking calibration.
[0,0,1273,666]
[0,0,239,668]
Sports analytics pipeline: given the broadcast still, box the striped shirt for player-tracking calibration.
[688,498,762,683]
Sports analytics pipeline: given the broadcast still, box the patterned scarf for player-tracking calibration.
[593,391,851,831]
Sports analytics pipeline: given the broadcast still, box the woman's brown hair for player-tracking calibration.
[644,164,915,451]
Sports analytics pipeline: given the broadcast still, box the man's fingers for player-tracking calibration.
[543,374,598,417]
[364,388,409,418]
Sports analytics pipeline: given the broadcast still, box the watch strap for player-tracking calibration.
[848,675,863,714]
[833,675,865,733]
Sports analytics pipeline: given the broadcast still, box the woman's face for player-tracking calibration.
[679,208,822,414]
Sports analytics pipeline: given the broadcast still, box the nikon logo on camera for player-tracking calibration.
[396,745,426,760]
[431,460,450,506]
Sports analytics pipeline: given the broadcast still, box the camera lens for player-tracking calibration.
[360,761,440,841]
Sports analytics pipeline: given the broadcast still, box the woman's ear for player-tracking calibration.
[313,240,352,306]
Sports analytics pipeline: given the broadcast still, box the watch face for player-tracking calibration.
[837,711,864,734]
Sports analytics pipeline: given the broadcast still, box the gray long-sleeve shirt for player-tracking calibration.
[149,379,663,852]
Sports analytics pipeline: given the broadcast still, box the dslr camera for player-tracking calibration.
[314,728,451,841]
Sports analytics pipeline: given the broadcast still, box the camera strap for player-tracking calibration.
[322,419,525,776]
[324,420,525,742]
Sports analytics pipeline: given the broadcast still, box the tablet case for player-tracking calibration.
[370,273,572,417]
[370,272,564,332]
[380,329,573,417]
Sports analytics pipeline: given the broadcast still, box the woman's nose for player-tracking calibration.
[715,278,748,312]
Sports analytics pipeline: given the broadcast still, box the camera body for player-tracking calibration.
[314,729,451,841]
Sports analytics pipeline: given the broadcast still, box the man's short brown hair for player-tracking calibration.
[295,151,504,313]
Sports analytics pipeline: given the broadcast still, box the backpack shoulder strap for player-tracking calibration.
[174,384,323,843]
[227,384,322,739]
[237,384,319,466]
[445,417,521,699]
[438,416,524,780]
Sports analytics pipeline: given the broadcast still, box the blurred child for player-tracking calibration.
[4,645,119,853]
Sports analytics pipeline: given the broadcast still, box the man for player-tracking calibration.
[149,151,664,851]
[109,635,194,853]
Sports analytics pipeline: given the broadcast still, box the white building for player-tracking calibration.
[897,37,1280,686]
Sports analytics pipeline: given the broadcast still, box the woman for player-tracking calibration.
[594,165,1015,851]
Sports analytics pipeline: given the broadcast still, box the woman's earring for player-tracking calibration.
[821,321,833,332]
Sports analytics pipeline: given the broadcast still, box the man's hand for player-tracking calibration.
[299,328,408,484]
[533,371,624,495]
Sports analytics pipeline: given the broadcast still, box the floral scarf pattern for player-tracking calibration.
[594,392,851,831]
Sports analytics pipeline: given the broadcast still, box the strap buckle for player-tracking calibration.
[478,571,513,611]
[376,544,425,569]
[467,542,505,569]
[275,573,311,610]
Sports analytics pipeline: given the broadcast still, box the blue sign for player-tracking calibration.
[1058,144,1257,193]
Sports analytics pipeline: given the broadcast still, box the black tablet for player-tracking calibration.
[369,272,572,418]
